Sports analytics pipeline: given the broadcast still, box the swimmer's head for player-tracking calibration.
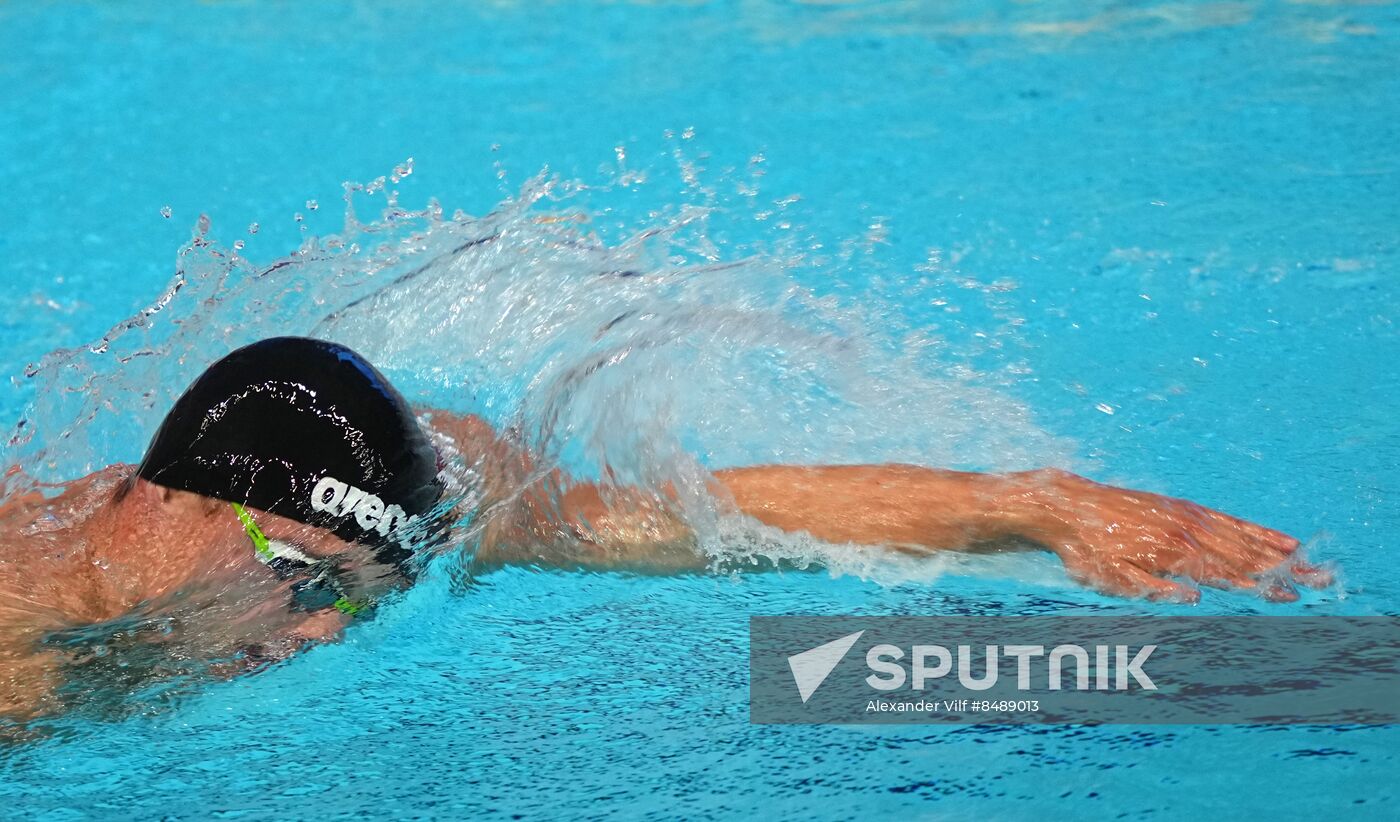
[135,337,443,572]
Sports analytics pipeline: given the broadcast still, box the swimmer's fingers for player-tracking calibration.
[1064,534,1293,604]
[1228,556,1328,594]
[1200,568,1301,602]
[1184,508,1329,596]
[1058,546,1200,603]
[1204,508,1300,557]
[1155,543,1327,601]
[1180,547,1327,600]
[1221,532,1332,592]
[1289,560,1333,589]
[1132,517,1262,592]
[1173,542,1306,602]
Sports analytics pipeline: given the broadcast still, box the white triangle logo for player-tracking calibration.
[787,630,866,703]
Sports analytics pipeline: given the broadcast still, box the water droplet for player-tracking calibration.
[305,199,319,211]
[248,222,259,235]
[294,212,304,223]
[233,239,245,251]
[1095,403,1115,415]
[159,206,172,219]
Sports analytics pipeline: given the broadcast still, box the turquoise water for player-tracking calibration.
[2,1,1398,818]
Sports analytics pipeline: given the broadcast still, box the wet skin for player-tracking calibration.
[0,411,1327,720]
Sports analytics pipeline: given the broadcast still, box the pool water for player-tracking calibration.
[2,1,1397,818]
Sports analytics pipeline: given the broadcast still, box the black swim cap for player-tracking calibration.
[136,337,442,567]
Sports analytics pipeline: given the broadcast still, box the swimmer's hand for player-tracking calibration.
[208,610,351,677]
[1019,469,1328,602]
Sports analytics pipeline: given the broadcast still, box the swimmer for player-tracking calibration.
[0,337,1327,720]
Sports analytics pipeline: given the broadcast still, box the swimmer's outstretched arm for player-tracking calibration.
[550,464,1327,602]
[425,412,1326,601]
[706,465,1326,602]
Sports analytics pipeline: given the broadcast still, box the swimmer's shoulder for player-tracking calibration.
[417,408,532,489]
[0,464,132,537]
[0,465,134,630]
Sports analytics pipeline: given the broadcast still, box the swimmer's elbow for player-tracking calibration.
[566,509,706,573]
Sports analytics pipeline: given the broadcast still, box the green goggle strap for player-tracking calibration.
[231,503,367,616]
[233,502,275,561]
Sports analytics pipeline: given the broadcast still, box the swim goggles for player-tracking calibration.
[232,503,371,616]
